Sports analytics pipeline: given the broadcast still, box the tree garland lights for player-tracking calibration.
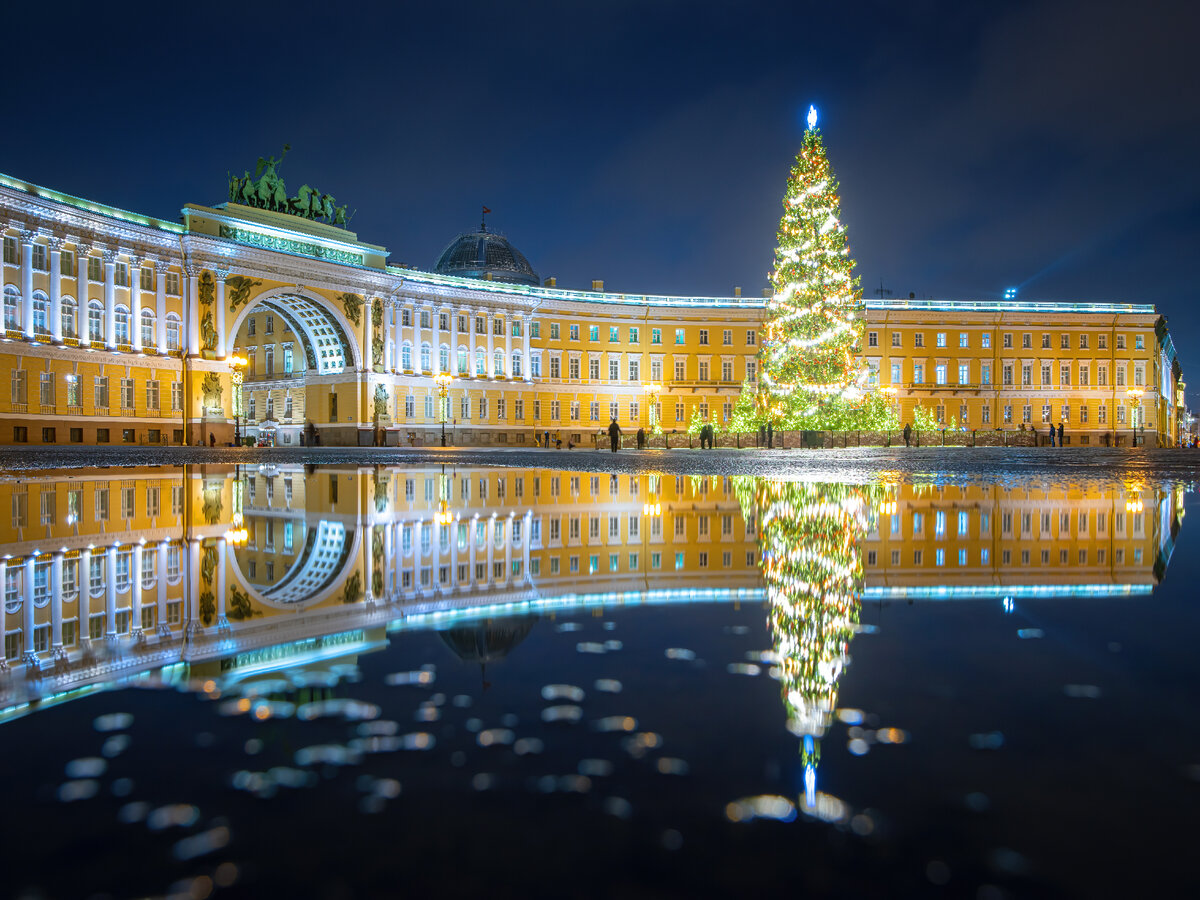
[749,106,894,431]
[736,477,877,809]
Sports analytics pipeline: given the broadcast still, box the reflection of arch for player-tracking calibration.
[229,518,361,609]
[227,287,362,373]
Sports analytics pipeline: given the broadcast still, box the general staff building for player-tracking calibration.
[0,172,1184,447]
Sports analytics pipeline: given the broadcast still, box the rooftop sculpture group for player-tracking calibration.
[227,146,352,227]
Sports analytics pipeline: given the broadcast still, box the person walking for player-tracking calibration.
[636,427,645,450]
[1049,425,1056,447]
[903,422,912,448]
[608,418,621,452]
[1057,422,1064,448]
[544,430,550,448]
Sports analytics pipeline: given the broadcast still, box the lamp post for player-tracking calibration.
[228,354,248,446]
[434,372,453,447]
[643,381,661,441]
[1127,386,1145,446]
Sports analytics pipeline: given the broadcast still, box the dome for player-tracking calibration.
[433,227,540,286]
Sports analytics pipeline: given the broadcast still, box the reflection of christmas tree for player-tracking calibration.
[747,106,892,431]
[736,478,872,809]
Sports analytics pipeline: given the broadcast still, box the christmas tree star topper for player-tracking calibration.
[807,105,818,130]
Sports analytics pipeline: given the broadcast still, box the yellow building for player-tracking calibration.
[0,170,1182,448]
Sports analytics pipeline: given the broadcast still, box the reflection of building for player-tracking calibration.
[0,468,1183,721]
[0,172,1182,448]
[863,482,1182,597]
[0,467,757,716]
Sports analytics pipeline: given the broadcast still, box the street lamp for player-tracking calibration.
[1126,387,1145,446]
[434,372,453,447]
[228,354,248,446]
[643,381,662,437]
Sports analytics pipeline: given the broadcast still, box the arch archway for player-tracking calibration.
[227,286,363,373]
[228,514,363,611]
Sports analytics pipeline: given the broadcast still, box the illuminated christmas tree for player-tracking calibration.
[736,477,874,811]
[756,107,892,431]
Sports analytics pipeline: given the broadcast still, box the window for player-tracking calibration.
[651,328,662,344]
[494,317,504,336]
[120,378,134,410]
[589,358,601,380]
[1023,333,1032,349]
[891,332,901,347]
[570,324,579,341]
[982,333,991,348]
[4,286,21,328]
[1003,404,1012,423]
[2,236,16,264]
[550,356,560,379]
[1135,334,1144,350]
[722,329,732,346]
[913,364,924,383]
[675,360,686,381]
[936,332,946,348]
[114,306,130,344]
[1116,334,1126,350]
[1080,334,1089,349]
[628,359,639,381]
[958,332,969,348]
[699,361,709,381]
[675,329,685,345]
[958,364,969,384]
[982,404,991,424]
[171,381,183,411]
[568,357,580,379]
[1003,333,1012,348]
[867,331,878,347]
[1098,333,1108,349]
[981,363,991,385]
[588,325,599,342]
[746,360,756,381]
[609,326,619,342]
[1098,365,1108,386]
[914,333,924,347]
[1042,404,1051,423]
[1060,364,1070,386]
[1002,365,1013,386]
[935,364,947,385]
[166,314,181,350]
[1042,334,1051,349]
[1098,404,1107,424]
[61,298,77,338]
[94,376,109,409]
[32,292,48,335]
[140,310,155,347]
[698,329,709,345]
[88,256,103,282]
[891,362,901,384]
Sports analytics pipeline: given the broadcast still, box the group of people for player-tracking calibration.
[901,421,1069,447]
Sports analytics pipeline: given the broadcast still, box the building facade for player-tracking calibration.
[0,172,1182,448]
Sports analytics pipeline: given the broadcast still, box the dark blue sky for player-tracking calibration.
[6,1,1198,386]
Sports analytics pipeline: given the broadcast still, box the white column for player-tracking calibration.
[450,308,459,375]
[385,302,395,372]
[22,556,37,664]
[157,542,169,634]
[103,251,117,349]
[393,522,405,597]
[505,315,514,379]
[432,305,442,374]
[105,544,118,641]
[486,516,495,587]
[522,315,532,383]
[363,295,373,372]
[486,311,494,379]
[469,516,478,586]
[185,538,202,636]
[216,538,227,625]
[185,266,200,356]
[49,238,63,343]
[78,548,91,641]
[130,257,143,352]
[77,245,93,347]
[131,544,144,638]
[51,551,64,656]
[20,231,35,340]
[364,527,375,603]
[504,515,513,586]
[523,510,532,582]
[412,520,422,596]
[155,262,168,350]
[450,519,459,590]
[0,560,6,669]
[215,269,227,358]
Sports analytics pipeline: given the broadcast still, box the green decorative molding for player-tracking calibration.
[219,225,363,266]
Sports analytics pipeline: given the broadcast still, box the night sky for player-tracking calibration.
[5,1,1198,388]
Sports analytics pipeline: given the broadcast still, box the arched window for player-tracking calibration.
[3,286,20,330]
[401,342,412,371]
[140,309,156,348]
[114,304,130,344]
[60,297,77,339]
[32,291,49,336]
[493,348,504,377]
[438,345,450,373]
[165,313,181,351]
[511,351,522,378]
[420,342,431,372]
[475,348,486,376]
[87,300,104,342]
[457,347,468,375]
